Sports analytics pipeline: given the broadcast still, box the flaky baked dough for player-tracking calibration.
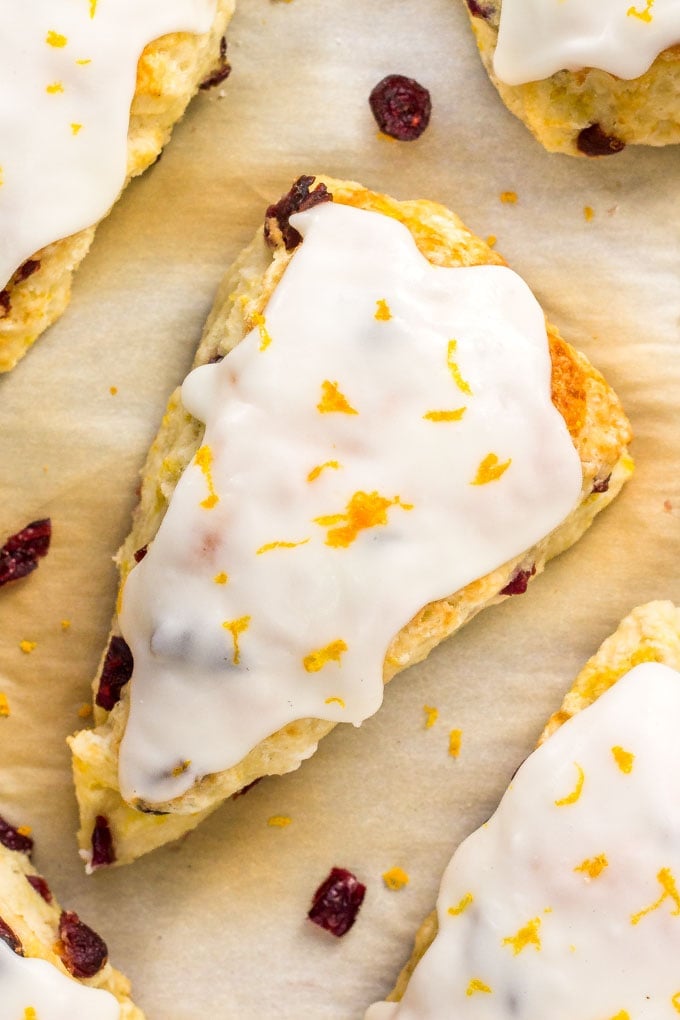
[68,175,633,868]
[0,0,235,374]
[382,600,680,1004]
[0,833,143,1017]
[461,1,680,156]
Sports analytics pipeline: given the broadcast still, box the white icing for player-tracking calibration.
[117,201,582,805]
[493,0,680,86]
[0,939,120,1020]
[366,661,680,1019]
[0,0,216,289]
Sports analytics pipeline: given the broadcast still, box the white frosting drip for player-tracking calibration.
[118,201,581,805]
[493,0,680,85]
[0,0,216,289]
[366,662,680,1019]
[0,939,120,1020]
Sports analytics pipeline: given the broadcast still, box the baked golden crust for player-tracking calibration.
[381,600,680,1005]
[461,1,680,155]
[0,835,143,1017]
[68,176,633,867]
[0,0,235,374]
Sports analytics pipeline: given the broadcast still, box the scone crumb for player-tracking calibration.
[77,703,92,719]
[19,639,37,654]
[383,866,410,891]
[267,815,292,828]
[583,205,595,222]
[499,191,518,204]
[449,728,463,758]
[0,693,9,717]
[423,704,439,729]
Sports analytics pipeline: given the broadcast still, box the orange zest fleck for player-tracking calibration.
[307,460,341,482]
[108,384,117,394]
[574,853,609,880]
[0,693,9,718]
[500,190,518,204]
[555,763,585,806]
[222,615,251,665]
[631,867,680,925]
[77,703,92,719]
[23,1008,38,1020]
[672,991,680,1013]
[314,491,412,548]
[446,340,472,396]
[448,892,474,917]
[612,745,635,773]
[627,0,654,20]
[195,445,219,509]
[423,407,466,422]
[423,704,439,729]
[608,1012,631,1020]
[46,82,64,94]
[90,0,98,15]
[317,380,358,415]
[252,312,273,351]
[383,866,409,891]
[214,572,229,585]
[303,639,348,673]
[466,978,492,996]
[375,298,392,321]
[46,30,68,47]
[324,696,346,708]
[583,205,595,222]
[17,825,32,838]
[267,815,292,828]
[486,234,497,248]
[257,539,310,555]
[76,58,92,65]
[502,916,542,955]
[471,453,512,486]
[449,728,463,758]
[19,640,37,655]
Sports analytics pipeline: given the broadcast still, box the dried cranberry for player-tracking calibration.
[591,474,611,494]
[264,176,333,251]
[95,635,133,711]
[200,35,231,89]
[133,545,148,563]
[232,777,262,799]
[369,74,431,141]
[14,259,40,284]
[466,0,494,18]
[58,911,108,979]
[26,874,53,904]
[500,565,536,596]
[0,291,10,317]
[308,867,366,937]
[90,816,116,870]
[0,815,33,855]
[577,124,625,157]
[0,917,22,954]
[0,518,51,589]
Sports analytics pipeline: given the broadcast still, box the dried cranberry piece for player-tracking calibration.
[0,815,33,855]
[0,291,10,318]
[232,777,262,799]
[308,867,366,937]
[591,474,611,494]
[58,911,108,979]
[0,917,23,954]
[26,874,53,904]
[577,124,625,157]
[90,816,116,870]
[466,0,494,18]
[500,565,536,596]
[95,635,134,711]
[133,544,148,563]
[14,259,40,284]
[369,74,431,141]
[0,518,52,588]
[264,176,333,251]
[200,35,231,89]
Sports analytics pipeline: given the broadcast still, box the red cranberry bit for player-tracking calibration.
[232,777,262,799]
[466,0,494,18]
[95,635,134,711]
[0,814,33,855]
[577,124,625,157]
[500,565,536,596]
[26,874,53,903]
[264,176,333,251]
[90,815,116,870]
[0,290,10,317]
[0,518,52,588]
[308,866,366,937]
[58,911,108,979]
[133,544,148,563]
[369,74,431,141]
[0,917,23,954]
[200,35,231,89]
[591,474,611,494]
[14,258,40,284]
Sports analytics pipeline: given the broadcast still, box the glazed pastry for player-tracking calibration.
[366,601,680,1018]
[69,175,632,868]
[0,0,235,373]
[462,0,680,155]
[0,815,143,1019]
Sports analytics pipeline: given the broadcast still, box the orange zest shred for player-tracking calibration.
[672,991,680,1013]
[423,705,439,729]
[574,853,609,880]
[627,0,654,21]
[375,298,392,321]
[502,916,542,955]
[471,453,512,486]
[252,312,273,351]
[307,460,341,482]
[77,703,92,719]
[611,745,635,773]
[23,1009,38,1020]
[214,572,229,585]
[317,380,358,415]
[17,825,32,838]
[19,640,37,655]
[382,866,409,891]
[449,728,463,758]
[446,340,473,396]
[314,491,412,548]
[303,639,348,673]
[60,619,71,631]
[46,30,68,47]
[423,407,467,422]
[267,815,292,828]
[448,892,474,917]
[46,81,64,94]
[222,616,251,665]
[90,0,98,15]
[466,978,492,996]
[583,205,595,222]
[195,444,219,509]
[631,867,680,925]
[257,539,310,555]
[0,694,9,718]
[500,190,518,204]
[608,1012,631,1020]
[555,763,585,806]
[324,696,346,708]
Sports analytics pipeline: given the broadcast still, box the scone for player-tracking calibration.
[366,600,680,1017]
[462,0,680,155]
[0,0,235,373]
[68,175,633,868]
[0,815,143,1018]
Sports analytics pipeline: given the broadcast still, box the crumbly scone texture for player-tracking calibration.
[0,0,235,373]
[461,1,680,155]
[384,600,680,1004]
[0,836,144,1017]
[68,174,633,868]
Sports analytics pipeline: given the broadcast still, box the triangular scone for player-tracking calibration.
[69,175,632,868]
[461,1,680,155]
[0,817,143,1018]
[0,0,235,373]
[368,600,680,1017]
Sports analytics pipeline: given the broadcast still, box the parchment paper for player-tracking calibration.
[1,1,679,1016]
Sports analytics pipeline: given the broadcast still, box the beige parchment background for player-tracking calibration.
[0,0,679,1016]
